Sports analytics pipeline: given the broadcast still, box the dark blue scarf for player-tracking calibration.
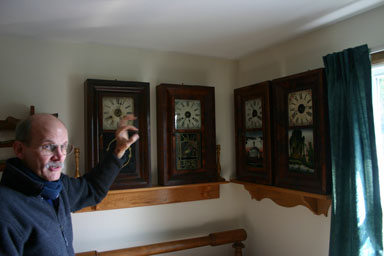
[16,159,63,200]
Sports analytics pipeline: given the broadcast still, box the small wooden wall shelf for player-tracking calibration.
[77,181,229,213]
[231,179,331,216]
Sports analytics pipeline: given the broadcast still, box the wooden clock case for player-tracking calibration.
[272,69,331,194]
[234,81,273,184]
[84,79,151,189]
[234,69,331,195]
[156,83,218,186]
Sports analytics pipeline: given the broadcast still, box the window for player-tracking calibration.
[372,51,384,211]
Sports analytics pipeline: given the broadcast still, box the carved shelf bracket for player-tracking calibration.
[232,180,331,216]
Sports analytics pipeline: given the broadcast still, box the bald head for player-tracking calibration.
[15,114,66,145]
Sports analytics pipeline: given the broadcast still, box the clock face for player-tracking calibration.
[174,99,201,129]
[245,98,263,129]
[288,89,313,126]
[102,96,134,130]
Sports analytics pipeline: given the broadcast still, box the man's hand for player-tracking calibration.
[114,115,140,159]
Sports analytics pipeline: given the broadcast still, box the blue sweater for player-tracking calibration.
[0,153,123,256]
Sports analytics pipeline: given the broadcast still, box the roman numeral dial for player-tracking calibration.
[288,89,313,126]
[245,98,262,129]
[102,96,134,130]
[174,99,201,129]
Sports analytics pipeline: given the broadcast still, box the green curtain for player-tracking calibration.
[323,44,382,255]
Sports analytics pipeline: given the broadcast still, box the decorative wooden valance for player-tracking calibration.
[232,179,331,216]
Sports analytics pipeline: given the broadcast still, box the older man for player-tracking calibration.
[0,113,139,256]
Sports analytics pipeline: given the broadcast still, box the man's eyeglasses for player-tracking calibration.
[39,143,74,156]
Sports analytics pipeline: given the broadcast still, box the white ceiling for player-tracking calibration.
[1,0,383,59]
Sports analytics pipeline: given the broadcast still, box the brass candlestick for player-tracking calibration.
[74,148,80,178]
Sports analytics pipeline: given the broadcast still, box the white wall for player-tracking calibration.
[0,36,244,255]
[237,5,384,256]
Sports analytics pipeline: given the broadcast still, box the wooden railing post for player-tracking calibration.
[233,241,245,256]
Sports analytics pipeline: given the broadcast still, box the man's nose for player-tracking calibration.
[51,146,66,159]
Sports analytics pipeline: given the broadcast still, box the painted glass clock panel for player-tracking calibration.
[245,98,263,129]
[245,130,263,168]
[175,132,202,170]
[288,89,313,127]
[102,96,134,130]
[174,99,201,130]
[288,128,315,174]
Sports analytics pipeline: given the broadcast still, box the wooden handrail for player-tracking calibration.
[76,229,247,256]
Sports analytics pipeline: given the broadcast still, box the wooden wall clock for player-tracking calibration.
[272,68,331,194]
[84,79,151,190]
[234,81,273,184]
[156,84,218,186]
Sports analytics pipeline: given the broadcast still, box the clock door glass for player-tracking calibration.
[174,99,201,129]
[175,132,202,170]
[245,98,262,129]
[288,89,313,126]
[245,130,263,168]
[288,128,315,173]
[102,96,134,130]
[101,132,136,173]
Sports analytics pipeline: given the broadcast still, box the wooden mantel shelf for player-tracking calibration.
[76,181,229,213]
[231,179,332,216]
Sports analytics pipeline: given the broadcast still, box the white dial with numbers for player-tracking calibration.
[174,99,201,129]
[102,96,134,130]
[245,98,262,129]
[288,89,313,126]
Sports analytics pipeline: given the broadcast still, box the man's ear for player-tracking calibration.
[13,141,25,159]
